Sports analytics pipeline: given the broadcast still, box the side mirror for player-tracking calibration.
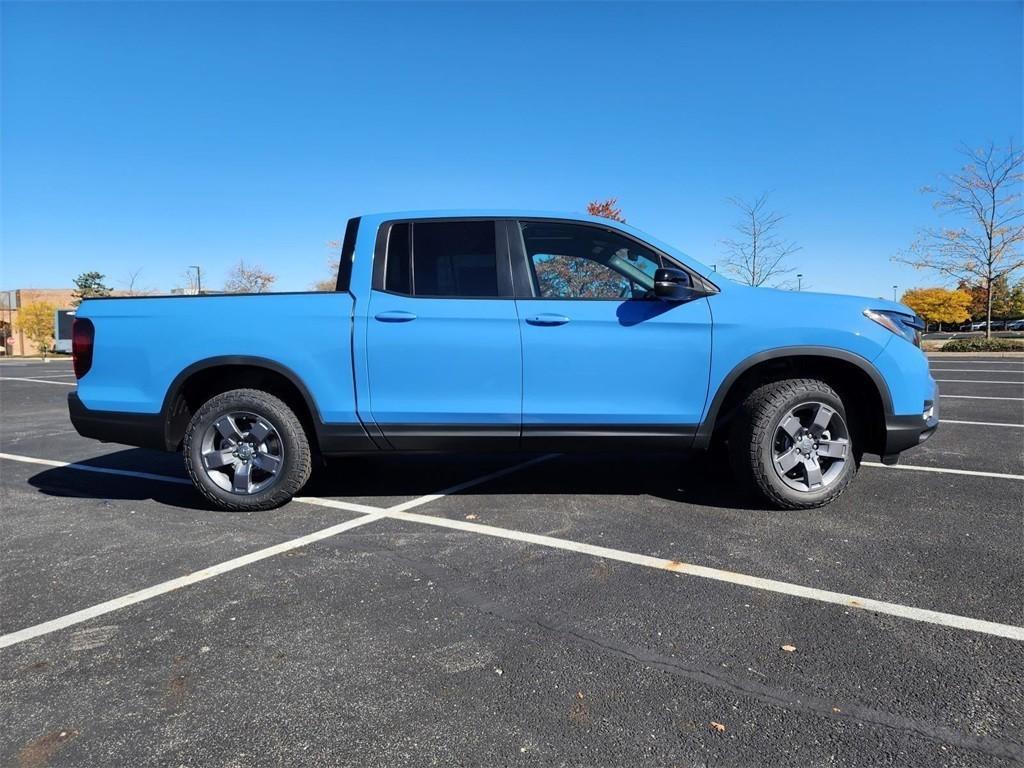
[654,268,706,302]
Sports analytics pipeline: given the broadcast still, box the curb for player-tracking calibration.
[926,351,1024,358]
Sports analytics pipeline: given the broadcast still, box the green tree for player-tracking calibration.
[15,302,56,359]
[72,272,111,306]
[1007,279,1024,317]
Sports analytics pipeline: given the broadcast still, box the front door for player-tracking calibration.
[512,219,713,449]
[364,219,522,450]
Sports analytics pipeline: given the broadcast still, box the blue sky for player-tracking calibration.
[2,1,1021,297]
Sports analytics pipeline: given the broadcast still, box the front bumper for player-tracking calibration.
[882,397,938,459]
[68,392,168,451]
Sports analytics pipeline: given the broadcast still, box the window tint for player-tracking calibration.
[521,222,663,300]
[413,221,499,297]
[383,220,499,298]
[335,217,360,292]
[385,222,411,294]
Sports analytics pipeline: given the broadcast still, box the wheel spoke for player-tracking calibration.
[253,453,281,474]
[232,462,253,493]
[215,416,244,442]
[816,438,848,459]
[249,419,272,444]
[778,414,803,438]
[804,459,823,488]
[775,447,801,473]
[202,448,235,469]
[810,404,835,435]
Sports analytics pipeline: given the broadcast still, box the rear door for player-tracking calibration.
[511,219,713,450]
[364,218,522,449]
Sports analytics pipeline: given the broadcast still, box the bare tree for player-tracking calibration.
[121,268,155,296]
[312,239,342,291]
[179,267,205,295]
[894,142,1024,338]
[720,193,800,287]
[224,259,277,294]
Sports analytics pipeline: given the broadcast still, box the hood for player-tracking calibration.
[722,283,918,318]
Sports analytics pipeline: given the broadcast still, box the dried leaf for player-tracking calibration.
[465,514,478,520]
[710,721,726,733]
[781,644,797,653]
[576,691,584,700]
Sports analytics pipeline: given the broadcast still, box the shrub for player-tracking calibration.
[941,338,1024,352]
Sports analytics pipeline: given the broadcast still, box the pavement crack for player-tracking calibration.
[385,548,1024,764]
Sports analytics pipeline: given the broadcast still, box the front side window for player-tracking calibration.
[383,220,499,298]
[521,221,662,299]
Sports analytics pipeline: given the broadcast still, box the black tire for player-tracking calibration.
[183,388,311,511]
[729,378,857,509]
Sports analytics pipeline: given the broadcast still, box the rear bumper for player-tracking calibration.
[68,392,168,451]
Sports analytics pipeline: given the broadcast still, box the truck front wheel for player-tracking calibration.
[183,388,312,511]
[729,378,857,509]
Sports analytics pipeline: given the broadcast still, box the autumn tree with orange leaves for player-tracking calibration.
[586,198,626,223]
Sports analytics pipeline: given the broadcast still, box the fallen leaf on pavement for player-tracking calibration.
[465,514,478,520]
[710,721,726,733]
[781,644,797,652]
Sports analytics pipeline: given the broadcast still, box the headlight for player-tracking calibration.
[864,309,925,347]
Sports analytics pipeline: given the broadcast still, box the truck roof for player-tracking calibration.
[357,210,719,279]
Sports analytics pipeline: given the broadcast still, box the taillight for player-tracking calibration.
[72,318,94,379]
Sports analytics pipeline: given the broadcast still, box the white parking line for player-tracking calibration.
[2,451,1023,648]
[941,394,1024,401]
[298,498,1024,642]
[862,461,1022,480]
[942,419,1024,428]
[0,453,552,648]
[930,368,1024,373]
[0,512,388,649]
[934,379,1024,385]
[9,372,78,379]
[0,377,76,386]
[0,452,383,513]
[0,452,194,485]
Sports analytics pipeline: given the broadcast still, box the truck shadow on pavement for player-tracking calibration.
[25,448,769,512]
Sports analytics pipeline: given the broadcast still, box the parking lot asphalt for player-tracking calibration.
[1,357,1022,767]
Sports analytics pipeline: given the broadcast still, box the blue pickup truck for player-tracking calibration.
[69,211,937,511]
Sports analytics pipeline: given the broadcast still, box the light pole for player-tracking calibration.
[189,266,202,295]
[797,274,803,292]
[892,284,898,302]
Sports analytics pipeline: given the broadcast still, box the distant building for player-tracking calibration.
[0,288,77,357]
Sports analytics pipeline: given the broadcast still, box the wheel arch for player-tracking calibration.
[696,347,893,455]
[161,356,324,453]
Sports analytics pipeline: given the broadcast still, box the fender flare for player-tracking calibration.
[693,346,894,449]
[160,355,323,422]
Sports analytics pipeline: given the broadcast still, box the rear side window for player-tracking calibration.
[385,223,411,294]
[383,220,499,298]
[335,217,360,292]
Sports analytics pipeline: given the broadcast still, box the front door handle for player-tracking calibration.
[375,310,417,323]
[526,313,571,326]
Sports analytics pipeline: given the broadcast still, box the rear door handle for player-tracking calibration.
[525,313,571,326]
[374,310,417,323]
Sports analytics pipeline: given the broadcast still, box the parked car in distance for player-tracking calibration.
[69,211,937,511]
[1007,319,1024,331]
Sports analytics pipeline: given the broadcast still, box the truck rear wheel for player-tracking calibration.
[183,388,311,511]
[729,378,856,509]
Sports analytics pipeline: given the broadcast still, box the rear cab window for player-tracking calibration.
[377,219,508,298]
